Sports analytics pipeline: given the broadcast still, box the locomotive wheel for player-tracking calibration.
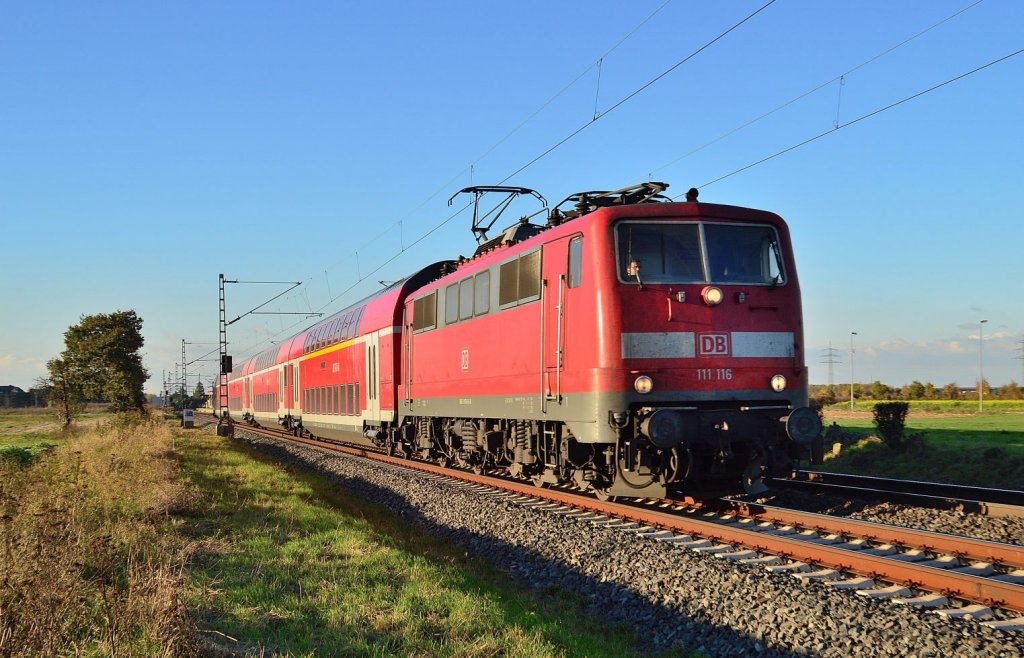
[530,474,547,488]
[593,488,617,502]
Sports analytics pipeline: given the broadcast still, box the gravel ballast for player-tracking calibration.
[757,490,1024,546]
[233,429,1024,658]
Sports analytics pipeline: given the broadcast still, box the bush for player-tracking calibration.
[873,402,910,450]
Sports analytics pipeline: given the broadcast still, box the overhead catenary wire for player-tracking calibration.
[222,2,680,365]
[497,0,778,185]
[305,0,676,292]
[647,0,987,177]
[685,46,1024,193]
[226,3,765,363]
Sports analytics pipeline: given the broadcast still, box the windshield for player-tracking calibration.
[616,221,785,285]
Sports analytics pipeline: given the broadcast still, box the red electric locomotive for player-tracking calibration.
[217,182,820,497]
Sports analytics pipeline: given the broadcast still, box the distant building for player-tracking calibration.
[0,385,44,408]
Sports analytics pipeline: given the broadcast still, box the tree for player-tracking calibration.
[942,382,960,400]
[869,380,892,400]
[903,381,925,400]
[40,362,84,430]
[191,381,207,408]
[57,310,149,413]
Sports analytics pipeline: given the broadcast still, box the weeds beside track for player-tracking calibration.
[0,413,195,658]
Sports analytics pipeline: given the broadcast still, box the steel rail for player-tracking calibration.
[717,500,1024,568]
[769,470,1024,518]
[232,424,1024,613]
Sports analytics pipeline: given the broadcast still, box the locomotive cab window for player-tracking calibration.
[615,221,785,286]
[704,223,785,285]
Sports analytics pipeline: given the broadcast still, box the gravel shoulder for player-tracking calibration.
[234,429,1024,658]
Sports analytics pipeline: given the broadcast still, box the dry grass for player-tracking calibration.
[0,413,197,657]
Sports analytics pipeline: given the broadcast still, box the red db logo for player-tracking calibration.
[698,333,730,356]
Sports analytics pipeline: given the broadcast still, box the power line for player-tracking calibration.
[222,1,680,363]
[224,6,768,363]
[303,1,676,295]
[498,0,778,185]
[647,0,986,178]
[687,46,1024,192]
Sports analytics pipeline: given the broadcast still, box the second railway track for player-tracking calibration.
[767,470,1024,518]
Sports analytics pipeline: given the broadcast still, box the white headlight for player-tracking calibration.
[634,375,653,394]
[701,286,723,306]
[770,374,787,392]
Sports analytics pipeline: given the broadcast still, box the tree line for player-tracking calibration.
[811,379,1024,404]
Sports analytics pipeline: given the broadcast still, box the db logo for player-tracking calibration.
[698,333,730,356]
[460,349,470,371]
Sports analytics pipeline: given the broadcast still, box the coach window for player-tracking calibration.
[334,318,343,344]
[352,306,364,338]
[474,271,490,315]
[568,236,583,288]
[340,313,351,341]
[413,292,437,332]
[459,278,474,321]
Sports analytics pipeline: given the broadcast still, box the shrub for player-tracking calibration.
[873,402,910,450]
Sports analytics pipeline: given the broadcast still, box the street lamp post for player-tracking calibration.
[979,319,988,412]
[850,331,858,410]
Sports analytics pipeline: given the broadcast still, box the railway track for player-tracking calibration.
[768,470,1024,518]
[218,419,1024,629]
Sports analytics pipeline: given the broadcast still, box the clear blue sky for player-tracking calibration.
[1,1,1022,393]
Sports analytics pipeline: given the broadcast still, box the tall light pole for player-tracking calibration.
[850,331,858,410]
[979,319,988,412]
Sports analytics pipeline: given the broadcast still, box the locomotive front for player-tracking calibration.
[594,199,820,495]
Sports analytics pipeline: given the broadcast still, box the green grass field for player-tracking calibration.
[819,409,1024,488]
[0,410,63,464]
[834,400,1024,414]
[181,430,690,657]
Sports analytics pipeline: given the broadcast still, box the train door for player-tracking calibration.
[283,364,293,413]
[401,304,413,407]
[365,333,381,421]
[542,236,575,406]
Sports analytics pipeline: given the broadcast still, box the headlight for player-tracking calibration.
[701,286,723,306]
[634,375,653,394]
[770,374,787,392]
